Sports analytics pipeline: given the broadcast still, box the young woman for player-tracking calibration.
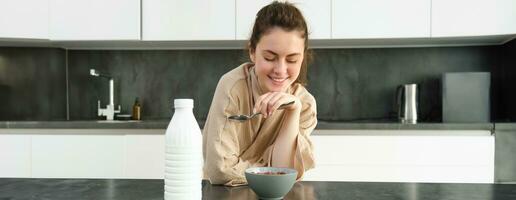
[203,1,317,186]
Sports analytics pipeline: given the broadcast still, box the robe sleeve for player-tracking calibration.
[293,99,317,179]
[202,77,266,186]
[258,93,317,180]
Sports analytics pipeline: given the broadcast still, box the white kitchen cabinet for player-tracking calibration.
[31,132,125,178]
[0,133,31,178]
[432,0,516,37]
[142,0,235,40]
[236,0,331,40]
[125,133,165,179]
[304,130,494,183]
[49,0,140,40]
[332,0,431,39]
[0,0,48,39]
[2,129,165,179]
[236,0,269,40]
[1,128,495,183]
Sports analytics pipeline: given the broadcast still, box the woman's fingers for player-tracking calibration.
[270,95,299,115]
[262,93,279,118]
[254,93,274,117]
[253,93,268,113]
[267,93,285,116]
[254,92,298,118]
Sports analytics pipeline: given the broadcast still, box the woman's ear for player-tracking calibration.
[248,43,256,63]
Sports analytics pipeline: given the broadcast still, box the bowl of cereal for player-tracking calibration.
[245,167,298,200]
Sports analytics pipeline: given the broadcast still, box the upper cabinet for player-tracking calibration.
[432,0,516,37]
[0,0,48,39]
[332,0,431,39]
[49,0,140,40]
[236,0,331,40]
[142,0,235,41]
[2,0,515,47]
[292,0,331,39]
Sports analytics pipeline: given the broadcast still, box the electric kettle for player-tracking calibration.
[396,84,418,124]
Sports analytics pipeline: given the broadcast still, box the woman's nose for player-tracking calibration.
[273,60,288,74]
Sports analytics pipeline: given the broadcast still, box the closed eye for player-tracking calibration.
[264,57,274,61]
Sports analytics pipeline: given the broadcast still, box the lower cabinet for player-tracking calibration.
[32,133,125,178]
[0,134,31,178]
[0,129,165,179]
[0,129,494,183]
[124,134,165,179]
[304,130,495,183]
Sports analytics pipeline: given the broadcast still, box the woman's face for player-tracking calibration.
[250,27,305,93]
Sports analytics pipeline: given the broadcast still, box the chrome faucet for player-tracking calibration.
[90,69,121,120]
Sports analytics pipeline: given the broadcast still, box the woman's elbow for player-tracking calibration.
[204,166,227,184]
[205,166,246,186]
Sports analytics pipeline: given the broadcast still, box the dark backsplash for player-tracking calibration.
[68,50,245,121]
[1,41,514,122]
[309,47,499,122]
[0,47,66,120]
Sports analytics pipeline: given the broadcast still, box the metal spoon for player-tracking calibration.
[227,101,295,122]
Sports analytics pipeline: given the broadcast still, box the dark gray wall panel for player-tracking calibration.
[0,44,508,121]
[308,47,499,122]
[68,47,500,121]
[0,47,66,120]
[67,50,245,120]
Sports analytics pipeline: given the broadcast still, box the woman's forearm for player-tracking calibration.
[271,107,301,168]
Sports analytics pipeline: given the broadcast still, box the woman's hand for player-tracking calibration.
[253,92,301,118]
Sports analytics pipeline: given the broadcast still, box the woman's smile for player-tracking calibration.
[268,75,289,85]
[250,27,305,92]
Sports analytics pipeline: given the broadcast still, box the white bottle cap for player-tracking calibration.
[174,99,194,108]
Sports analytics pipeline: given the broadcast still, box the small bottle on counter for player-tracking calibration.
[132,97,141,120]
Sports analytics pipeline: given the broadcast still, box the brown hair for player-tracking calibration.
[247,1,312,85]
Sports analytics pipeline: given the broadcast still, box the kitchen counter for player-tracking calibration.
[1,179,516,200]
[0,120,496,131]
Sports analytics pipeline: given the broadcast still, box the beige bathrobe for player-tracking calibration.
[202,63,317,186]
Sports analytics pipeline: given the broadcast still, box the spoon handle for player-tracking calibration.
[278,101,295,109]
[252,101,295,116]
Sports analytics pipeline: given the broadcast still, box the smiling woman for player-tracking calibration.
[251,27,304,93]
[202,1,317,186]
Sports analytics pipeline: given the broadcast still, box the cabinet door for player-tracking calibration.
[0,134,31,178]
[32,133,125,178]
[236,0,331,40]
[0,0,48,39]
[49,0,140,40]
[304,131,494,183]
[432,0,516,37]
[125,133,165,179]
[142,0,234,40]
[332,0,431,39]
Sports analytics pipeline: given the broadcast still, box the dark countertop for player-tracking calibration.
[1,179,516,200]
[0,120,497,131]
